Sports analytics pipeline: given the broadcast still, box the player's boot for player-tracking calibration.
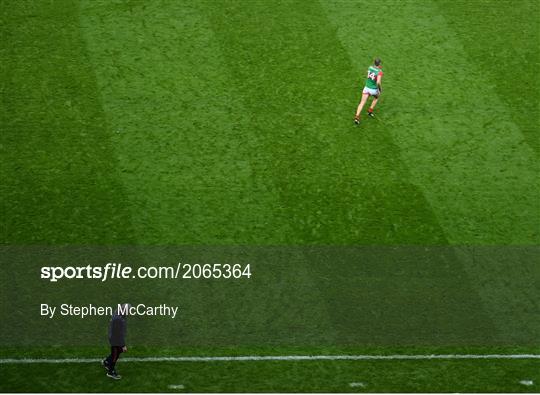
[107,371,122,380]
[367,109,375,118]
[354,115,360,124]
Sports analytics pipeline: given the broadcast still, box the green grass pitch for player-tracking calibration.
[1,0,539,392]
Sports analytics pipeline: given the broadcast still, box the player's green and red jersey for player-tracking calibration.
[365,65,383,89]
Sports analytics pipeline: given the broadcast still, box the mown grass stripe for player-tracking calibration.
[78,1,284,245]
[321,0,539,245]
[1,0,137,244]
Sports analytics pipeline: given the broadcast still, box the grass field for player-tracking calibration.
[1,348,539,393]
[1,0,539,392]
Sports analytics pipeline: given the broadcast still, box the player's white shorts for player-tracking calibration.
[363,87,379,96]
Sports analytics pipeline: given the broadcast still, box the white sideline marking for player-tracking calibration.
[349,382,366,388]
[0,354,539,364]
[168,384,185,390]
[519,380,534,386]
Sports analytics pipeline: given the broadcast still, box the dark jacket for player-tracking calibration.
[108,313,127,347]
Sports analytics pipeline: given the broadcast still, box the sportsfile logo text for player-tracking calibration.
[40,262,252,282]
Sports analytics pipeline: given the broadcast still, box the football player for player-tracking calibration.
[354,58,383,124]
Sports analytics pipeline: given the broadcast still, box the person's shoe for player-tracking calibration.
[367,111,375,118]
[102,359,109,370]
[354,116,360,124]
[107,371,122,380]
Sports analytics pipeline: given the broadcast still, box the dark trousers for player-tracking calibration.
[105,346,123,372]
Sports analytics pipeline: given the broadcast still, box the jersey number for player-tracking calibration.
[367,71,376,80]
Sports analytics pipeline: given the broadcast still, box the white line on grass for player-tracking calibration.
[0,354,539,364]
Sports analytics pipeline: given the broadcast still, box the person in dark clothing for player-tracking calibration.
[102,304,129,379]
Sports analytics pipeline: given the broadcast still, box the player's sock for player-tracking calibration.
[368,108,375,117]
